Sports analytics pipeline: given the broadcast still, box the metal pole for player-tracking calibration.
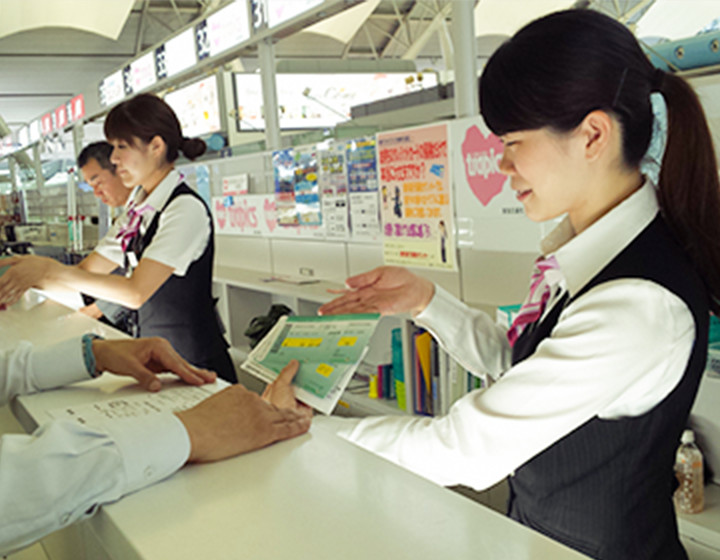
[451,0,479,118]
[32,144,44,189]
[258,37,281,150]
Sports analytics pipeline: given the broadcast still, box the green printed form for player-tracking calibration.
[258,314,380,398]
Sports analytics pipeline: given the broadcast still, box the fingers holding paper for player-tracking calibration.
[262,359,310,414]
[318,266,436,317]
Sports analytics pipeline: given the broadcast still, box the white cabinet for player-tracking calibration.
[678,484,720,559]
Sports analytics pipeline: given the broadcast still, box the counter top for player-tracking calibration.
[2,294,590,559]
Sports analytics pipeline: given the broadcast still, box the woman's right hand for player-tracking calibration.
[0,255,58,307]
[318,266,435,317]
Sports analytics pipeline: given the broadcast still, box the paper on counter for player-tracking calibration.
[48,380,229,427]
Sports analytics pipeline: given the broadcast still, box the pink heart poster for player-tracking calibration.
[461,125,505,207]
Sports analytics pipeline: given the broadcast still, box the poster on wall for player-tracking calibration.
[346,136,381,241]
[318,141,350,239]
[212,194,278,236]
[377,124,455,270]
[294,147,322,226]
[273,148,299,226]
[449,115,542,252]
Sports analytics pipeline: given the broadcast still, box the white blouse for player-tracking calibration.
[94,170,211,276]
[335,182,695,491]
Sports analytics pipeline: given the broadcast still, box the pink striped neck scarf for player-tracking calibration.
[116,200,154,252]
[507,255,560,347]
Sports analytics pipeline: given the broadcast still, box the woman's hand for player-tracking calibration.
[318,266,435,317]
[0,255,58,307]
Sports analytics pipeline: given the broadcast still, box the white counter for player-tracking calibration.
[1,294,590,560]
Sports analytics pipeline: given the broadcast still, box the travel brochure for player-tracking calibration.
[242,313,380,414]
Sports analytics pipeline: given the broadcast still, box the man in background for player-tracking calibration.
[76,142,132,329]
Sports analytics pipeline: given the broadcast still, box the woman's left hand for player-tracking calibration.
[0,255,58,307]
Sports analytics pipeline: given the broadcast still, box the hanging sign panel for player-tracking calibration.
[156,28,197,80]
[377,124,455,270]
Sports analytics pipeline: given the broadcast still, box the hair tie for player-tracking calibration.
[651,68,665,92]
[639,92,668,187]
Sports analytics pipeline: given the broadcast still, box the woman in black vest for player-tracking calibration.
[317,10,720,560]
[0,94,236,384]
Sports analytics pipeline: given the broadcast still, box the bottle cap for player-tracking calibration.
[681,429,695,444]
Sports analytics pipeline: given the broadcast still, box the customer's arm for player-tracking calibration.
[0,344,309,555]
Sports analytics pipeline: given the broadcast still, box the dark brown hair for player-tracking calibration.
[104,93,206,162]
[78,141,115,172]
[480,9,720,313]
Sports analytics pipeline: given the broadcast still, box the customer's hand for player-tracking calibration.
[92,337,217,392]
[262,359,312,413]
[0,255,58,307]
[318,266,435,317]
[177,384,313,463]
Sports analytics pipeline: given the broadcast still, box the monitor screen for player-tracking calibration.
[164,75,222,138]
[233,72,437,130]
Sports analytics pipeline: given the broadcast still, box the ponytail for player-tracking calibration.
[657,73,720,314]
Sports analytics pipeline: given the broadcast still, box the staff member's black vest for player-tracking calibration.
[509,216,709,560]
[125,183,236,383]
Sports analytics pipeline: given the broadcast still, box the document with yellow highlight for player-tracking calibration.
[242,313,380,414]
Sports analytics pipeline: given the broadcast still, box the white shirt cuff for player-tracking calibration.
[102,413,190,495]
[29,338,89,391]
[414,284,466,327]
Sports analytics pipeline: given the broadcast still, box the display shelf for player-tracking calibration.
[213,264,409,418]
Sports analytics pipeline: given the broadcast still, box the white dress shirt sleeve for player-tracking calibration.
[0,338,88,406]
[0,339,191,555]
[338,279,695,491]
[141,196,211,277]
[414,285,513,380]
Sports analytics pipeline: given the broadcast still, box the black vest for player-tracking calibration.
[125,183,234,382]
[509,216,709,560]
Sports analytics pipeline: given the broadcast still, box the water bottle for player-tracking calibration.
[673,429,704,514]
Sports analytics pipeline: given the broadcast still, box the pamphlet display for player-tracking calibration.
[318,141,350,239]
[273,148,299,226]
[242,314,381,414]
[346,136,381,241]
[377,124,455,270]
[294,147,322,226]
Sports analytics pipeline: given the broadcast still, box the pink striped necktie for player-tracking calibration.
[507,255,560,347]
[116,201,154,252]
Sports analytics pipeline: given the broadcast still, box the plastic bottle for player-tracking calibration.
[673,429,704,514]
